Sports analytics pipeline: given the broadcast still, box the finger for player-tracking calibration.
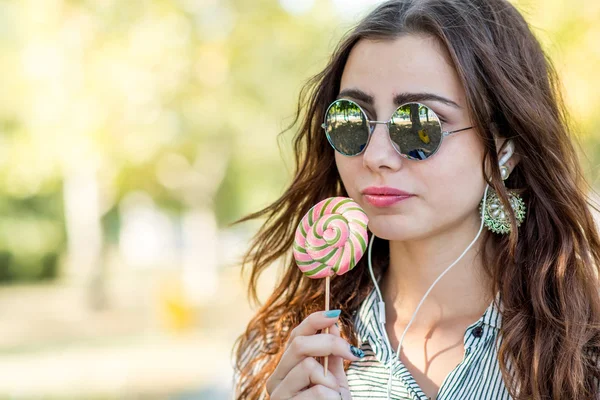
[285,310,342,351]
[330,322,340,336]
[327,323,350,392]
[270,357,339,399]
[268,334,362,394]
[291,384,342,400]
[268,312,339,396]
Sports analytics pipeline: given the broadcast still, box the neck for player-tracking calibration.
[381,215,493,330]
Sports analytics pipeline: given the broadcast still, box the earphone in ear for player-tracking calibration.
[498,140,514,180]
[498,140,514,167]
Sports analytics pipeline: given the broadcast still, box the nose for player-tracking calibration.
[362,122,404,172]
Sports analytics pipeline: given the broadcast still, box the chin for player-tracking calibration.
[367,215,422,241]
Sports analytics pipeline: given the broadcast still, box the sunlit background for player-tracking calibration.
[0,0,598,399]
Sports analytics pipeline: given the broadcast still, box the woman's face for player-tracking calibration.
[335,34,486,241]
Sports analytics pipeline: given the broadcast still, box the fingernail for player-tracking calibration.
[350,344,365,358]
[324,309,341,318]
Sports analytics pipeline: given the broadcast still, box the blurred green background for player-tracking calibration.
[0,0,597,399]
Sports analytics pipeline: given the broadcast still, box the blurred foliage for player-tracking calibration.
[511,0,600,179]
[0,0,597,282]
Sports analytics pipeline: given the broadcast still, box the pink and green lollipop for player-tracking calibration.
[293,197,369,375]
[293,197,369,278]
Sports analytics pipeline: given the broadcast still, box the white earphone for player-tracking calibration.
[498,140,514,169]
[365,140,513,399]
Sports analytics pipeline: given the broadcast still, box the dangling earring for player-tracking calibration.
[480,165,526,234]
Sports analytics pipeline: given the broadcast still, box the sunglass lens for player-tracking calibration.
[324,99,369,156]
[388,103,442,160]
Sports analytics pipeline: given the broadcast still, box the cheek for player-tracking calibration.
[335,153,365,199]
[428,163,484,204]
[334,153,354,191]
[422,137,486,212]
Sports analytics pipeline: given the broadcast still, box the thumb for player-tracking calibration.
[328,322,352,399]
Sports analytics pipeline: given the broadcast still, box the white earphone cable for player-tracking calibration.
[366,184,491,399]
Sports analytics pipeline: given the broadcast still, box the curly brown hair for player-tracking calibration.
[231,0,600,398]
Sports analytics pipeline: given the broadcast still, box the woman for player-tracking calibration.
[232,0,600,398]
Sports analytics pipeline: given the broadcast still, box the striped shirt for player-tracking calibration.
[232,287,510,400]
[347,286,510,399]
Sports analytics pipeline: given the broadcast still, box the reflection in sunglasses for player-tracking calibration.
[324,99,445,159]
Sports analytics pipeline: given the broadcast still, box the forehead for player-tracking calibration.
[339,34,466,108]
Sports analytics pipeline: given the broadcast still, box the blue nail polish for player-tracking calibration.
[350,345,365,358]
[324,309,341,318]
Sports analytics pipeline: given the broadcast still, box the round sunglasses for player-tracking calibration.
[321,98,473,160]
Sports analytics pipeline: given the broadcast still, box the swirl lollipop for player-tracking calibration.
[293,197,369,374]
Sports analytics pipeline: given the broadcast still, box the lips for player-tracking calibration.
[361,186,414,207]
[362,186,413,196]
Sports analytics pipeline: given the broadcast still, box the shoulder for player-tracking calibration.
[232,330,270,399]
[232,327,290,400]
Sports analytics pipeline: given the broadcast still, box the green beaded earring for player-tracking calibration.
[480,164,526,234]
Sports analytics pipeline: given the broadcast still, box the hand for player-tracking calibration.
[265,310,363,399]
